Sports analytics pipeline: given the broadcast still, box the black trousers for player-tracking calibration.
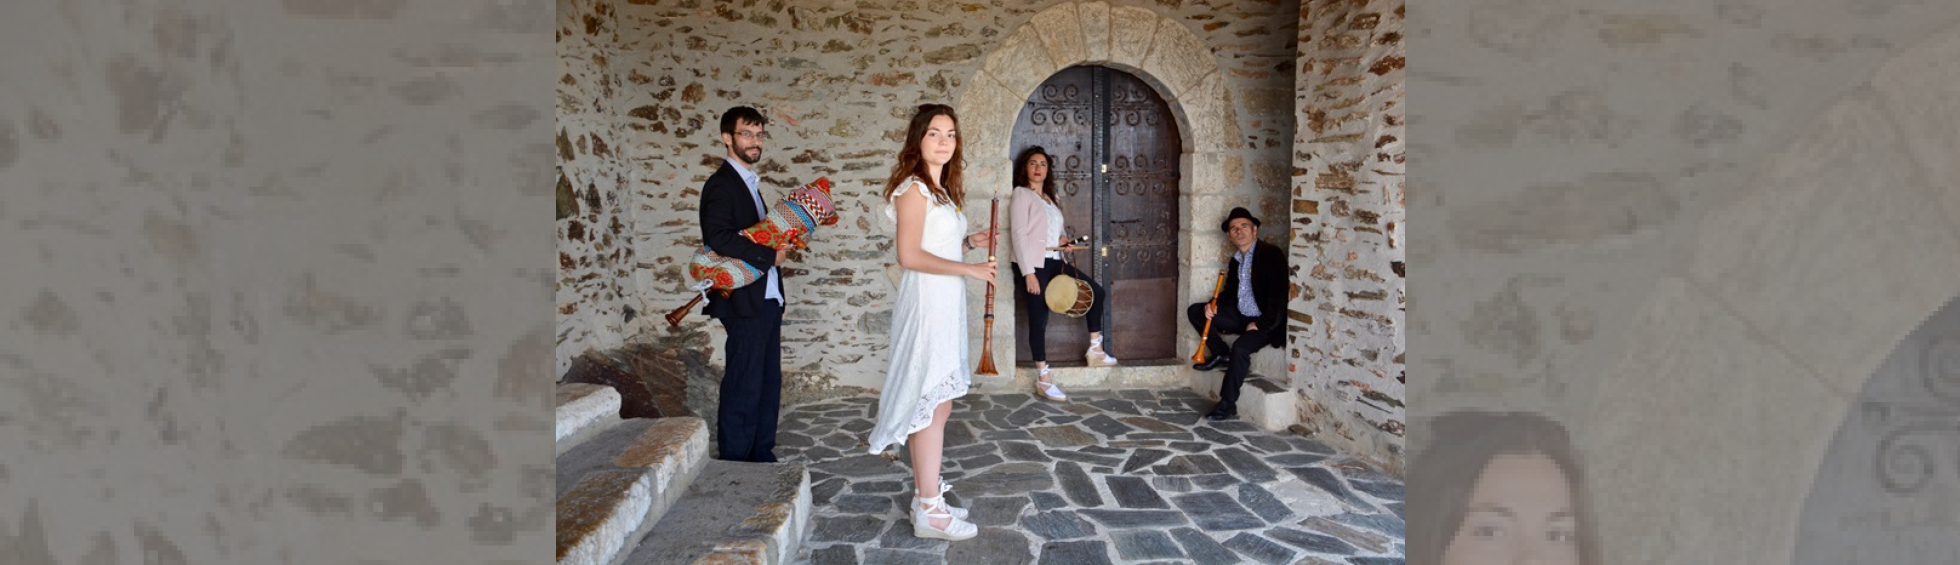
[1186,303,1271,405]
[716,300,783,462]
[1014,258,1105,362]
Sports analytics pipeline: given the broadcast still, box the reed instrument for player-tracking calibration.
[666,177,838,326]
[1043,234,1091,252]
[662,228,811,327]
[1191,268,1228,363]
[975,197,1001,376]
[666,292,715,327]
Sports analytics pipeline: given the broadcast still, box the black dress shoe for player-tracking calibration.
[1205,403,1237,420]
[1193,353,1231,372]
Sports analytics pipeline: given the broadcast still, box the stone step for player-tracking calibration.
[974,362,1187,393]
[1186,373,1299,432]
[557,417,710,565]
[558,382,624,455]
[621,460,813,565]
[1235,376,1299,432]
[1014,363,1186,392]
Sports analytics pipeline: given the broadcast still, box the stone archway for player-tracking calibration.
[1577,21,1960,565]
[953,2,1234,389]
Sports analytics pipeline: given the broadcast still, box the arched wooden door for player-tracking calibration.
[1010,66,1182,365]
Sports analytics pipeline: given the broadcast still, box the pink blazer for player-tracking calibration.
[1010,186,1059,276]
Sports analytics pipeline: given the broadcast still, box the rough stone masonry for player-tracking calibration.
[556,0,1405,473]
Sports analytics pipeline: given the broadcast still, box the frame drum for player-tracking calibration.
[1043,274,1094,318]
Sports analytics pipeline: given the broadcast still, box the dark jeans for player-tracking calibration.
[1186,303,1271,405]
[1013,258,1105,362]
[716,300,783,462]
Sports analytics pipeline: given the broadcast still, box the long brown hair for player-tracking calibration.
[1013,145,1058,208]
[881,104,965,207]
[1408,410,1600,565]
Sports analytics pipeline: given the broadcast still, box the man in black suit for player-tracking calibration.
[1188,207,1288,420]
[699,106,791,462]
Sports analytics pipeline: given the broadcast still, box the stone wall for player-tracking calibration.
[1288,0,1406,474]
[556,0,636,377]
[556,0,1302,394]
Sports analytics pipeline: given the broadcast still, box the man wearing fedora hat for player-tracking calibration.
[1188,207,1288,420]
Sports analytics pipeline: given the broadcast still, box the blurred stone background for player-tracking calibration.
[0,0,557,563]
[1408,1,1960,562]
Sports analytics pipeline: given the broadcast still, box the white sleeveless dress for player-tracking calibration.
[866,178,971,454]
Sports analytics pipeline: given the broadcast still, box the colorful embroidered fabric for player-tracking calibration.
[687,177,838,291]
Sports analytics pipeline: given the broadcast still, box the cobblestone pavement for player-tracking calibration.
[779,389,1406,565]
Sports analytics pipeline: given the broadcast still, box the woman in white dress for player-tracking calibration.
[865,104,993,541]
[1009,146,1118,404]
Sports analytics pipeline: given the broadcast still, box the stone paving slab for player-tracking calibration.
[1299,517,1392,554]
[1036,540,1114,565]
[1171,491,1267,532]
[1222,531,1299,565]
[779,391,1403,565]
[1106,475,1170,509]
[1169,526,1241,565]
[1110,530,1184,561]
[1238,483,1295,524]
[968,497,1031,527]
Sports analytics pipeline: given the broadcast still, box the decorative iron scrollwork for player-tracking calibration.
[1924,336,1960,404]
[1871,335,1960,495]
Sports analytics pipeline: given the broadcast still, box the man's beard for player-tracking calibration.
[735,144,761,165]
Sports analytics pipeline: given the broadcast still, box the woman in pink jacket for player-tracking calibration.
[1010,146,1118,402]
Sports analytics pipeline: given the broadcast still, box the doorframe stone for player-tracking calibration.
[1580,20,1960,564]
[954,2,1238,391]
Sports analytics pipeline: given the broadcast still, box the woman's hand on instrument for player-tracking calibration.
[967,232,993,251]
[963,260,997,283]
[1205,302,1217,320]
[1025,274,1040,295]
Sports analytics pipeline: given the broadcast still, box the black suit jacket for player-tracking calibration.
[1214,239,1289,350]
[699,161,781,319]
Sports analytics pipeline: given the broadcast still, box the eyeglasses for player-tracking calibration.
[734,131,770,141]
[1228,224,1255,233]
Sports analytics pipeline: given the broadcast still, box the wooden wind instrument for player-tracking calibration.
[1191,268,1228,363]
[665,293,712,327]
[975,197,1001,376]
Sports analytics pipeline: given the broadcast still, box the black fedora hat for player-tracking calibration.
[1220,207,1260,233]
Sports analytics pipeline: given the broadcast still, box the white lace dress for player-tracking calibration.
[866,178,971,455]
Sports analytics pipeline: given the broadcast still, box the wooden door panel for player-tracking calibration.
[1010,66,1180,365]
[1103,71,1181,361]
[1011,67,1094,363]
